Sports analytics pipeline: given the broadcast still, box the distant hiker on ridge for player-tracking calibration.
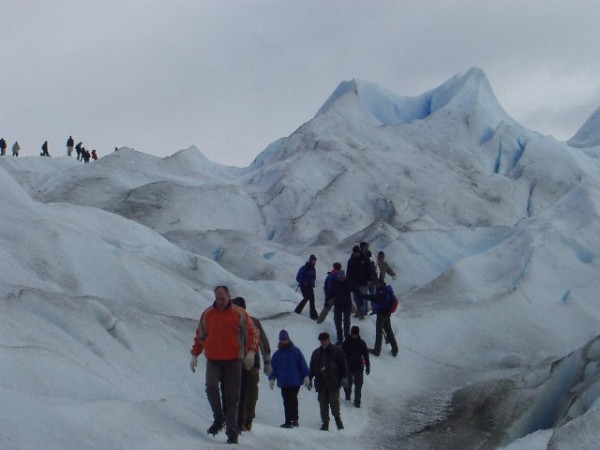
[40,140,50,157]
[0,138,7,156]
[66,136,74,157]
[12,141,20,156]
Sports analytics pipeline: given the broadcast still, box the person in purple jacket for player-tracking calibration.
[268,329,311,428]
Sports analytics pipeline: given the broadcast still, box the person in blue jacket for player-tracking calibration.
[268,329,311,428]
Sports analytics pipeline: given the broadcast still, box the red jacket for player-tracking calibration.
[191,301,259,360]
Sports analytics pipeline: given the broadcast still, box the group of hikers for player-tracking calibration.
[0,136,98,161]
[189,243,399,445]
[295,242,399,356]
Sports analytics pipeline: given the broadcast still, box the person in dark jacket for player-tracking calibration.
[40,140,50,157]
[268,329,310,428]
[0,138,7,156]
[341,326,370,408]
[316,262,342,324]
[364,284,399,357]
[330,270,360,345]
[294,254,318,320]
[66,136,74,156]
[75,142,82,160]
[346,245,373,319]
[309,332,349,431]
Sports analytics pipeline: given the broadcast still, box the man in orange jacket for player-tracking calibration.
[190,285,260,444]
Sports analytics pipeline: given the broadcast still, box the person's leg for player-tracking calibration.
[373,313,384,355]
[333,307,343,344]
[222,360,242,439]
[281,387,292,425]
[318,389,330,427]
[358,286,369,318]
[329,388,343,429]
[307,287,318,319]
[383,314,399,355]
[244,369,260,428]
[343,308,351,341]
[295,286,310,314]
[344,371,354,400]
[205,360,225,425]
[238,368,248,428]
[354,370,364,406]
[289,385,300,425]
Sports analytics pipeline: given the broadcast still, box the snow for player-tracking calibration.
[1,67,600,449]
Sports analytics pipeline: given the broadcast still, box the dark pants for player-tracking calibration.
[344,369,364,405]
[318,388,341,425]
[281,385,301,424]
[206,359,242,438]
[295,285,318,319]
[333,306,351,343]
[374,312,398,354]
[238,367,260,427]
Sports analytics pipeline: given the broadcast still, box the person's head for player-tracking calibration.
[352,245,361,257]
[332,262,342,271]
[279,329,290,342]
[309,254,317,266]
[350,326,360,338]
[214,285,231,310]
[377,251,385,261]
[360,241,369,252]
[232,296,246,309]
[318,332,330,348]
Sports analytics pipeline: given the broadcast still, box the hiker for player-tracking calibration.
[190,285,260,444]
[294,254,319,320]
[75,142,82,160]
[230,296,272,432]
[346,245,372,319]
[364,284,399,357]
[330,270,360,345]
[341,326,370,408]
[377,251,397,284]
[268,329,311,429]
[40,141,50,157]
[12,141,20,157]
[0,138,7,156]
[91,149,98,160]
[309,332,349,431]
[316,262,342,324]
[82,148,91,163]
[66,136,74,156]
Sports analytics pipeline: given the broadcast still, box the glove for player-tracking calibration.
[365,366,370,376]
[341,377,349,389]
[263,355,272,375]
[269,379,275,390]
[303,376,311,389]
[244,350,256,370]
[190,355,198,373]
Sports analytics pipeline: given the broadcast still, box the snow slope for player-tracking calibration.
[2,67,600,449]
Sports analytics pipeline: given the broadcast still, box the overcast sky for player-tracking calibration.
[2,1,599,166]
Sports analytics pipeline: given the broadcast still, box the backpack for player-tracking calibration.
[386,285,399,313]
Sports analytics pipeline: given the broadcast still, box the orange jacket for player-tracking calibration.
[191,301,259,360]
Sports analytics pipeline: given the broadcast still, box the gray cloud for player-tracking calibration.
[1,1,598,165]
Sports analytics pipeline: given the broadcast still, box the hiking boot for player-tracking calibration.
[280,422,293,429]
[369,348,380,356]
[336,419,344,430]
[320,423,329,431]
[226,434,238,444]
[354,401,361,408]
[244,421,252,431]
[345,394,351,401]
[392,349,398,357]
[207,420,224,436]
[291,420,299,428]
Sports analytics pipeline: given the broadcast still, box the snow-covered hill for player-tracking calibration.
[1,67,600,449]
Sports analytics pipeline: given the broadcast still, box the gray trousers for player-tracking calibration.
[317,388,341,425]
[206,359,242,437]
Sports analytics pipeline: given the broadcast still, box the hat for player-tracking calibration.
[279,329,290,341]
[232,297,246,309]
[337,270,346,279]
[318,332,330,341]
[352,245,361,253]
[309,254,317,261]
[351,326,360,335]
